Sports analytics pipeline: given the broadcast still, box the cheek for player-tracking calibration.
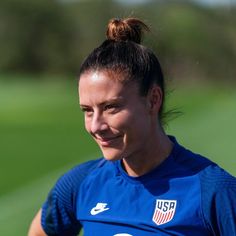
[109,111,132,130]
[84,117,91,133]
[124,111,150,137]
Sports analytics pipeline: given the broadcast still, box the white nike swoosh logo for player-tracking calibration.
[90,206,109,215]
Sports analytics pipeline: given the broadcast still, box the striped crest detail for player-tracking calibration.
[152,199,177,226]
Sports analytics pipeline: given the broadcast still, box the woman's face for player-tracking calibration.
[79,70,157,161]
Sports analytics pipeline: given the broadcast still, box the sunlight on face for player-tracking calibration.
[79,70,154,161]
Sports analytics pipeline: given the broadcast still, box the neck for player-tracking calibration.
[122,131,173,177]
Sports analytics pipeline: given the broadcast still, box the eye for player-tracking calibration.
[104,104,120,113]
[80,107,93,116]
[104,104,115,110]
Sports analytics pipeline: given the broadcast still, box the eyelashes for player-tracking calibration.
[80,103,122,116]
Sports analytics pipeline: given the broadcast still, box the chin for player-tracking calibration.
[101,149,123,162]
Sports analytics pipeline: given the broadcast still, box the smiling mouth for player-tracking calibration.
[96,136,122,147]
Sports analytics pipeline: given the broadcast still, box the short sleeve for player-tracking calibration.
[200,165,236,235]
[41,158,105,236]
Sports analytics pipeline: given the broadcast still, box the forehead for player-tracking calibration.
[79,70,117,86]
[79,71,139,104]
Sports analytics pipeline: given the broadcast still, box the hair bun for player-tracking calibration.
[106,17,149,44]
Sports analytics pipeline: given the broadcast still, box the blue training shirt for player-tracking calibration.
[41,137,236,236]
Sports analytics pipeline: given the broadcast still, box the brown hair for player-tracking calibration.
[106,18,149,43]
[79,17,166,124]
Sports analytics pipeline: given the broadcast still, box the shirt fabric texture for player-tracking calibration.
[41,136,236,236]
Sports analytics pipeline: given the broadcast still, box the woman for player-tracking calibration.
[28,18,236,236]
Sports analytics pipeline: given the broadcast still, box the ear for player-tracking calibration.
[147,85,163,114]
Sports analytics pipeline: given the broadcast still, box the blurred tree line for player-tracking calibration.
[0,0,235,82]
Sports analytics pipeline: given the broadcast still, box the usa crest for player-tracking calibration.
[152,199,177,226]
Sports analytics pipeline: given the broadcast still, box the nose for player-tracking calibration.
[90,111,108,134]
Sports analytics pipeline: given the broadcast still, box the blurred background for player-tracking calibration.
[0,0,235,235]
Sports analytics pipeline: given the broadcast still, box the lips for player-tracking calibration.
[96,135,122,147]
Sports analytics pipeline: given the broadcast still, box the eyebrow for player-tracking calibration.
[79,97,124,107]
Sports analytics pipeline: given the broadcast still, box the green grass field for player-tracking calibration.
[0,77,235,235]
